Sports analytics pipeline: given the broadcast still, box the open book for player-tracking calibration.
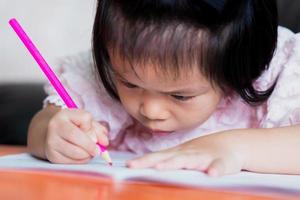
[1,151,300,194]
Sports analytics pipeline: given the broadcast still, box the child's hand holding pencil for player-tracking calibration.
[45,108,109,164]
[9,18,112,165]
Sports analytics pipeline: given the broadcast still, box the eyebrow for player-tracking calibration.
[111,68,205,95]
[111,68,128,81]
[163,89,200,95]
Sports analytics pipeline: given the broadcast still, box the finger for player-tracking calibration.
[61,124,98,156]
[154,155,189,170]
[194,155,213,172]
[98,121,110,135]
[92,121,109,146]
[86,131,97,143]
[154,154,212,171]
[67,109,93,132]
[46,148,91,164]
[207,158,225,177]
[127,151,175,168]
[56,137,93,160]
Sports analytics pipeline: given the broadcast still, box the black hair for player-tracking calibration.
[92,0,278,106]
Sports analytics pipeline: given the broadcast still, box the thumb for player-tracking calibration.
[86,130,98,143]
[92,121,109,146]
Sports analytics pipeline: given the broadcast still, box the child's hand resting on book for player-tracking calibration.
[127,131,245,177]
[45,109,109,164]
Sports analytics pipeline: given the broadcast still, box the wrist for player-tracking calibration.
[217,129,253,170]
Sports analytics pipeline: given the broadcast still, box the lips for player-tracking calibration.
[151,129,174,135]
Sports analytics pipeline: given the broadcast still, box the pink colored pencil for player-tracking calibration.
[9,18,112,165]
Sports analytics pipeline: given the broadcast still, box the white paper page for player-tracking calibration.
[1,152,300,193]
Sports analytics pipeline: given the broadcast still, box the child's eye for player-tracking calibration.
[122,81,138,88]
[171,95,194,101]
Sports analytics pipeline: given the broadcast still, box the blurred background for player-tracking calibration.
[0,0,95,83]
[0,0,96,145]
[0,0,300,145]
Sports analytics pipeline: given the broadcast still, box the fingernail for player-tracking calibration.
[155,164,164,170]
[208,169,218,177]
[126,161,136,168]
[125,161,131,167]
[99,121,110,132]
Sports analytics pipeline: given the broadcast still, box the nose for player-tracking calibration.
[139,92,170,121]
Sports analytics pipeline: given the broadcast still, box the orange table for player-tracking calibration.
[0,145,299,200]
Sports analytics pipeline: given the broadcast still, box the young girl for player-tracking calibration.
[28,0,300,177]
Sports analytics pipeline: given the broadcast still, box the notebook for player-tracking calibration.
[1,151,300,194]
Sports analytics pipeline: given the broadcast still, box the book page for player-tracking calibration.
[1,152,300,193]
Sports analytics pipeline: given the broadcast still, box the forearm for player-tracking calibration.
[229,125,300,174]
[27,105,61,159]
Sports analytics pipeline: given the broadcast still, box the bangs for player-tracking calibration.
[93,0,278,105]
[103,4,211,79]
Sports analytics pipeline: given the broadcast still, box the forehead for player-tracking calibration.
[110,51,211,89]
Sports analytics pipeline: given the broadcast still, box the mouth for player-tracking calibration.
[151,129,174,136]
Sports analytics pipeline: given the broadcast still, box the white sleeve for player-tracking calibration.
[43,51,133,141]
[259,30,300,128]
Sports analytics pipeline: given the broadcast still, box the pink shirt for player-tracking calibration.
[44,27,300,154]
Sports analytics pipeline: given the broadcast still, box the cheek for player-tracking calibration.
[175,92,222,127]
[116,85,139,114]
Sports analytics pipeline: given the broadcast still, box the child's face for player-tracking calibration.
[110,55,223,135]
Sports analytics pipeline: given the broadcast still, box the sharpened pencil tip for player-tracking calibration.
[109,162,113,166]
